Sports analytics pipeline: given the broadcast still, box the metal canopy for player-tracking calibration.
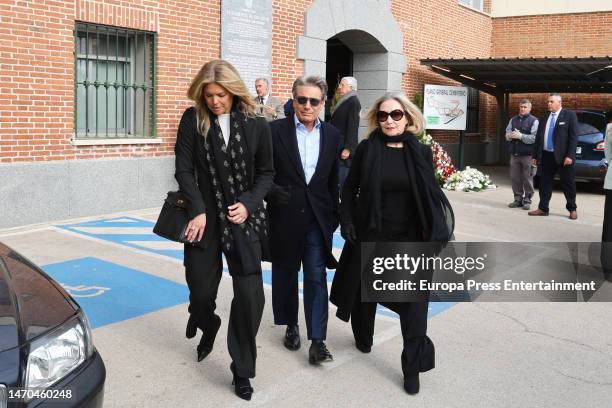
[587,65,612,81]
[420,57,612,96]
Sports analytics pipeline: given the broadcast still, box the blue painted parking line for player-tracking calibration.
[56,217,456,319]
[42,257,189,329]
[57,217,184,260]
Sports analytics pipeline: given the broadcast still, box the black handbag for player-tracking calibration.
[153,191,200,244]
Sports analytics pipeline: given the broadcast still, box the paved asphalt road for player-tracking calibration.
[1,166,610,407]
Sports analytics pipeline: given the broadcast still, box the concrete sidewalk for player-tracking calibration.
[1,166,610,407]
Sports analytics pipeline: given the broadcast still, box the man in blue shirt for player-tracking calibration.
[266,76,341,364]
[529,93,579,219]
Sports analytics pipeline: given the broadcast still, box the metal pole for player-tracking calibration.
[95,25,99,138]
[73,26,78,136]
[85,25,89,136]
[495,93,505,164]
[458,130,465,170]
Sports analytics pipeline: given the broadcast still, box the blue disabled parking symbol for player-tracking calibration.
[43,257,189,329]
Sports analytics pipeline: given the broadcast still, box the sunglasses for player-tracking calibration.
[377,109,405,122]
[296,96,322,107]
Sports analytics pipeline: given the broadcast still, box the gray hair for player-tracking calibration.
[519,99,531,106]
[255,77,270,87]
[341,76,358,91]
[548,93,562,102]
[292,75,328,101]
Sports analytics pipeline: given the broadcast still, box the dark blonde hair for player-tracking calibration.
[365,92,425,136]
[187,59,257,137]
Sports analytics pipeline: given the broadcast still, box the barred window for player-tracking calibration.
[459,0,483,12]
[75,23,156,139]
[466,87,479,133]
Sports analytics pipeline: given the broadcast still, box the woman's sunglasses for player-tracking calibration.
[296,96,322,107]
[376,109,405,122]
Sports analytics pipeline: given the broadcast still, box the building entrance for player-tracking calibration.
[298,0,407,136]
[325,38,353,120]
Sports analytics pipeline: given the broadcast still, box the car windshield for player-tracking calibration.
[576,122,600,136]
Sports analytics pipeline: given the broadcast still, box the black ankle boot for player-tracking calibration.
[230,363,253,401]
[355,339,371,353]
[403,374,420,395]
[196,315,221,362]
[185,315,198,339]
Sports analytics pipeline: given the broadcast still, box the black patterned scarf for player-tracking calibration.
[202,108,267,275]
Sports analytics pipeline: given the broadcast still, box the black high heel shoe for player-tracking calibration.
[196,315,221,362]
[230,363,253,401]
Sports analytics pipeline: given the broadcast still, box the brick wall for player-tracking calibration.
[493,11,612,123]
[155,0,220,157]
[2,1,609,165]
[391,0,496,143]
[270,0,311,101]
[508,93,612,121]
[0,0,75,163]
[0,0,221,164]
[492,11,612,57]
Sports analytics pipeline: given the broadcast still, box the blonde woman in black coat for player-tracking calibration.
[175,59,274,401]
[330,92,453,395]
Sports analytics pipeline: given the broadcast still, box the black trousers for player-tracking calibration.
[351,295,435,377]
[184,233,264,378]
[351,227,434,377]
[538,151,577,212]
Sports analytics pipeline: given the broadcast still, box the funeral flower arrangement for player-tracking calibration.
[442,166,494,192]
[417,133,495,192]
[417,133,456,185]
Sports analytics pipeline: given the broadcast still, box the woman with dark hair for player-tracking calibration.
[175,59,273,401]
[330,91,454,395]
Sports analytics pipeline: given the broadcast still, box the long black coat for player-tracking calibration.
[533,108,579,165]
[330,94,361,163]
[174,107,274,250]
[267,116,340,270]
[330,135,443,321]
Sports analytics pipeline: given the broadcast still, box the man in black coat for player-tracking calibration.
[330,76,361,189]
[528,93,579,219]
[266,76,340,364]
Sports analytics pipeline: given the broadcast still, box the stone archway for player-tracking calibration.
[297,0,407,134]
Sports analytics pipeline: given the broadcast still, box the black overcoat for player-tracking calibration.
[330,94,361,164]
[174,107,274,251]
[267,116,340,270]
[532,108,579,165]
[330,134,451,321]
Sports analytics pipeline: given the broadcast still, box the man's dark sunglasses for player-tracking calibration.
[377,109,405,122]
[296,96,322,107]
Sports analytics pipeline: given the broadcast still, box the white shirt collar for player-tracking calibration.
[294,113,321,130]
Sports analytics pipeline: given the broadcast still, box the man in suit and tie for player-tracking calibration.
[330,76,361,189]
[266,76,340,364]
[529,93,579,219]
[254,77,285,121]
